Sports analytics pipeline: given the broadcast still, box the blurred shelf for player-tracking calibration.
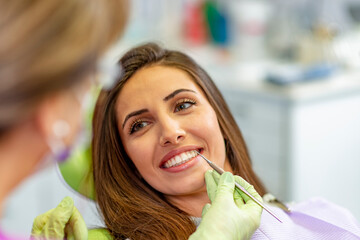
[220,71,360,221]
[221,70,360,104]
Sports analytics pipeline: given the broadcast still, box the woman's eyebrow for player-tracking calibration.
[163,88,196,101]
[122,108,148,129]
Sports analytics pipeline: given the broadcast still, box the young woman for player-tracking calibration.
[92,43,263,239]
[92,43,360,239]
[92,43,360,240]
[0,1,128,239]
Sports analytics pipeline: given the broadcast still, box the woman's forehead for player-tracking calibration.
[118,65,201,101]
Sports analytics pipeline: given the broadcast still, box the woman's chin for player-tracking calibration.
[164,178,207,198]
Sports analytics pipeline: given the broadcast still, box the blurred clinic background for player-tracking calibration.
[2,0,360,235]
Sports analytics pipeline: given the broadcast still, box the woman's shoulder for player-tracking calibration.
[291,197,359,225]
[251,197,360,239]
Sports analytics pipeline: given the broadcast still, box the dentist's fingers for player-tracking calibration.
[212,172,235,203]
[210,169,221,185]
[205,170,217,202]
[201,203,212,218]
[234,175,263,207]
[46,197,74,239]
[31,210,53,238]
[65,207,88,240]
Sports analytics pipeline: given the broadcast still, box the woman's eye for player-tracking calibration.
[130,120,149,134]
[174,99,196,112]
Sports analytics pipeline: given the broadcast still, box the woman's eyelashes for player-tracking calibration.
[129,119,149,134]
[174,98,197,112]
[128,98,197,135]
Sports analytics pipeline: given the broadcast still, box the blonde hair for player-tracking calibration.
[0,0,128,135]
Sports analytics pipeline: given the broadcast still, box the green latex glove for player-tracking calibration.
[189,170,263,240]
[88,229,112,240]
[31,196,88,240]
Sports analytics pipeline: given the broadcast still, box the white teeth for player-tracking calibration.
[180,153,188,161]
[163,150,199,168]
[175,155,181,164]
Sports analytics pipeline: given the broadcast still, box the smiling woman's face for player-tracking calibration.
[116,65,231,199]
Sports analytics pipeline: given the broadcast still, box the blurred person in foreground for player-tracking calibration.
[0,0,128,239]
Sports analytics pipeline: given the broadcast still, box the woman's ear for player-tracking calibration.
[34,90,83,146]
[33,93,63,142]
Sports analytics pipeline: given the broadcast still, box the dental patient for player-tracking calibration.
[91,42,264,240]
[35,42,358,239]
[88,43,360,239]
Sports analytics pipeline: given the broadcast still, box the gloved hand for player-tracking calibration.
[189,170,263,240]
[88,228,113,240]
[31,196,88,240]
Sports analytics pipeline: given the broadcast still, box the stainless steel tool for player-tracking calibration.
[195,150,283,223]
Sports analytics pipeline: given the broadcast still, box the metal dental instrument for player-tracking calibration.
[195,150,283,223]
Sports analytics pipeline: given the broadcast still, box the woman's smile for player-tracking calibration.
[161,150,197,169]
[160,146,204,173]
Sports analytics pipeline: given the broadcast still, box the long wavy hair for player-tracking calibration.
[92,43,266,239]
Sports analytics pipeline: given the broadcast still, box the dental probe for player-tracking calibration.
[195,151,283,223]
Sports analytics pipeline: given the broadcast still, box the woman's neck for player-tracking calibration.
[0,122,46,217]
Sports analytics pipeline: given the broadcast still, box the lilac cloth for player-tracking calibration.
[0,229,25,240]
[252,197,360,240]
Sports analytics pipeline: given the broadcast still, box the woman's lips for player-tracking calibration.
[162,150,198,168]
[160,148,203,173]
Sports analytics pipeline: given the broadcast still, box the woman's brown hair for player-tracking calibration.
[0,0,128,136]
[92,43,266,239]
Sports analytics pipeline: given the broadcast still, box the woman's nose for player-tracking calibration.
[159,116,186,146]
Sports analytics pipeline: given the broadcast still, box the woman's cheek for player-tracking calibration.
[196,109,220,134]
[127,134,155,166]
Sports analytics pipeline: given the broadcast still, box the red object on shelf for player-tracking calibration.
[183,1,207,45]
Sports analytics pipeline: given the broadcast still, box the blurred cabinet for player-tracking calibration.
[223,90,288,200]
[220,71,360,220]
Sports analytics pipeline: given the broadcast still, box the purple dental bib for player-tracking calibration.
[251,197,360,240]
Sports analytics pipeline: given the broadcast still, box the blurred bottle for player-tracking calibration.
[266,4,303,61]
[228,0,272,60]
[183,0,208,46]
[120,0,184,46]
[297,25,337,65]
[204,0,229,46]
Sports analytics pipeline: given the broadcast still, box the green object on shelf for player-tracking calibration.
[204,0,229,45]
